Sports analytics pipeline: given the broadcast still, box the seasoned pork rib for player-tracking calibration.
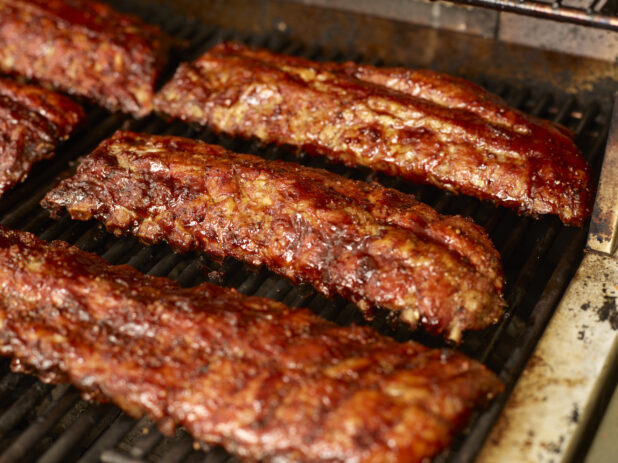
[0,226,503,463]
[0,0,170,117]
[0,78,83,195]
[154,41,593,226]
[43,131,505,341]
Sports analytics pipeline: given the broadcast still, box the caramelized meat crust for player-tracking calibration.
[43,131,505,341]
[0,77,84,195]
[0,226,503,463]
[0,0,170,116]
[154,41,593,226]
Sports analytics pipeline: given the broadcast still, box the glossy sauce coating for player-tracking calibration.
[0,0,169,116]
[0,226,503,463]
[43,131,505,341]
[154,42,593,225]
[0,77,84,195]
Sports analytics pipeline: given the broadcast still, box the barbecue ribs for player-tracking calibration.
[0,77,84,195]
[0,0,170,117]
[154,41,593,226]
[43,131,505,342]
[0,225,503,463]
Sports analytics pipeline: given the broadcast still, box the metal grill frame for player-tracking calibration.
[444,0,618,30]
[0,1,615,462]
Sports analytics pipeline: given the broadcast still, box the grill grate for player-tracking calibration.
[442,0,618,30]
[0,1,613,462]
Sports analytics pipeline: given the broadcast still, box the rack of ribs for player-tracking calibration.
[0,0,170,117]
[42,131,505,342]
[0,77,84,196]
[153,41,593,226]
[0,225,503,463]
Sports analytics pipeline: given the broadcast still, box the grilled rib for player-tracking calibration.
[0,77,84,195]
[0,225,503,463]
[0,0,170,117]
[153,41,593,226]
[42,131,504,342]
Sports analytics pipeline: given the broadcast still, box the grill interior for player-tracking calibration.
[0,1,614,462]
[446,0,618,30]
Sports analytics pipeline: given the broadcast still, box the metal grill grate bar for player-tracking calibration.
[0,381,51,440]
[0,387,81,463]
[76,413,135,463]
[36,403,112,463]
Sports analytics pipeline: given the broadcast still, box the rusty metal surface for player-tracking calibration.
[477,252,618,463]
[589,94,618,256]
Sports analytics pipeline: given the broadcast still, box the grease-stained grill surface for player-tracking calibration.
[0,0,611,462]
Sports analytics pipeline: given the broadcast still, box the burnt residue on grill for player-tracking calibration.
[597,294,618,330]
[580,282,618,330]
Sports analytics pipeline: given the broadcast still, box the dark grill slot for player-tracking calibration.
[1,386,81,462]
[77,414,136,463]
[0,379,51,440]
[0,0,613,462]
[37,403,112,463]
